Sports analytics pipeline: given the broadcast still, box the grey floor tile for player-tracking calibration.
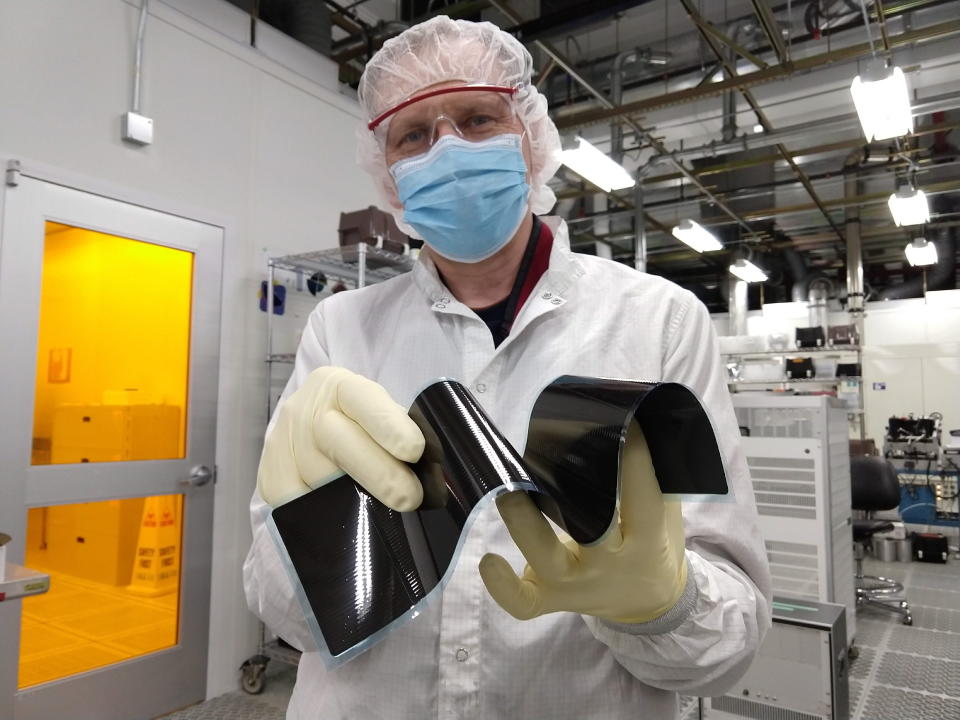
[912,606,960,634]
[875,652,960,696]
[856,617,893,647]
[889,625,960,661]
[860,685,960,720]
[909,572,960,592]
[158,693,284,720]
[909,586,960,609]
[849,678,864,710]
[850,646,875,680]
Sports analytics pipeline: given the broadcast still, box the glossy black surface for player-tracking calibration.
[270,376,728,660]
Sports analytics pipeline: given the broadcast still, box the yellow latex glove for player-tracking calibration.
[479,420,687,624]
[258,367,425,511]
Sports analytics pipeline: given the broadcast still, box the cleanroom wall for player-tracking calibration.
[0,0,379,698]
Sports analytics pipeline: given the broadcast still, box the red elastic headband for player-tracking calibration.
[367,84,518,131]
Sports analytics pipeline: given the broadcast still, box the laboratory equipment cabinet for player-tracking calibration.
[708,597,849,720]
[732,394,857,648]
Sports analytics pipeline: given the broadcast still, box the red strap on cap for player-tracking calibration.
[367,85,518,131]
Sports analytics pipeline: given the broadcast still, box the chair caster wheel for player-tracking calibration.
[902,615,913,626]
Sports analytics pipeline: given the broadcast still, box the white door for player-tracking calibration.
[0,176,222,720]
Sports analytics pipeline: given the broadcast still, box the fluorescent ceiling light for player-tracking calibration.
[559,137,635,193]
[850,61,913,141]
[671,219,723,252]
[905,237,938,267]
[729,258,768,283]
[888,186,930,226]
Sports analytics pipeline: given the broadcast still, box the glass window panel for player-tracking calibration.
[19,495,184,688]
[32,222,193,465]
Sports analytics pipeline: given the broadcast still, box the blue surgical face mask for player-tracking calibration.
[389,133,530,263]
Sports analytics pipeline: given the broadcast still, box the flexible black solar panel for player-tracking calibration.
[269,376,728,664]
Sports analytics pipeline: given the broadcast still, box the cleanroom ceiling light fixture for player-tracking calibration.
[850,59,913,141]
[888,185,930,226]
[905,237,938,266]
[671,219,723,252]
[559,137,635,193]
[729,258,768,283]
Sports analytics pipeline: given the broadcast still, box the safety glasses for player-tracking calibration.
[368,84,522,163]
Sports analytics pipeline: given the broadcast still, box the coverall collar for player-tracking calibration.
[411,216,584,305]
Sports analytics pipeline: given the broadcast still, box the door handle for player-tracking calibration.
[181,465,214,488]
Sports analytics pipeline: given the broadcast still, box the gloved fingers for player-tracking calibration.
[299,453,344,491]
[289,395,343,490]
[479,553,547,621]
[495,491,573,578]
[617,421,667,538]
[336,373,426,463]
[258,413,312,507]
[316,410,423,512]
[664,500,688,567]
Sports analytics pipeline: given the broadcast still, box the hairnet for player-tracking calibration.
[356,16,561,238]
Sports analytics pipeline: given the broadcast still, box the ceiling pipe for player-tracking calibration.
[728,278,749,335]
[488,0,761,240]
[651,90,960,167]
[566,168,960,233]
[610,48,673,163]
[840,143,893,327]
[721,21,764,143]
[632,161,665,272]
[553,17,960,129]
[610,50,672,273]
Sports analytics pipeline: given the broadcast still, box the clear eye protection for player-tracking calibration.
[368,84,523,163]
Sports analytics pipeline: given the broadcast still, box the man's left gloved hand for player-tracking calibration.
[479,420,688,624]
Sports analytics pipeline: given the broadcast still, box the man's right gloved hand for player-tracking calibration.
[257,367,426,511]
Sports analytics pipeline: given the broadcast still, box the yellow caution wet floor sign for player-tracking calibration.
[126,495,181,597]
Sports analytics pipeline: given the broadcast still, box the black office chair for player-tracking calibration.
[851,455,912,625]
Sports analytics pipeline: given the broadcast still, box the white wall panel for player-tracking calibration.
[862,356,925,444]
[922,356,960,437]
[0,0,378,700]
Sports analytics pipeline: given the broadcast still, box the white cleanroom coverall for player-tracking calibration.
[243,216,772,719]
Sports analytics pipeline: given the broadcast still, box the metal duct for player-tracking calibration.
[246,0,333,56]
[807,278,832,331]
[781,247,835,304]
[842,148,871,328]
[728,279,748,336]
[693,147,775,222]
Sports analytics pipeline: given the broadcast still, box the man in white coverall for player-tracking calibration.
[244,15,771,720]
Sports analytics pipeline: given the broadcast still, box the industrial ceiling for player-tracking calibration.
[231,0,960,310]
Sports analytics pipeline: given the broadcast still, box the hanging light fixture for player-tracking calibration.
[888,185,930,227]
[671,219,723,252]
[904,237,938,267]
[850,60,913,141]
[729,258,768,283]
[849,0,912,142]
[559,137,635,193]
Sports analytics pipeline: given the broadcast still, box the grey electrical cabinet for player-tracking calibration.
[708,597,849,720]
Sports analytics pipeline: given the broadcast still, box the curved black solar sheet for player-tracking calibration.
[269,376,728,663]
